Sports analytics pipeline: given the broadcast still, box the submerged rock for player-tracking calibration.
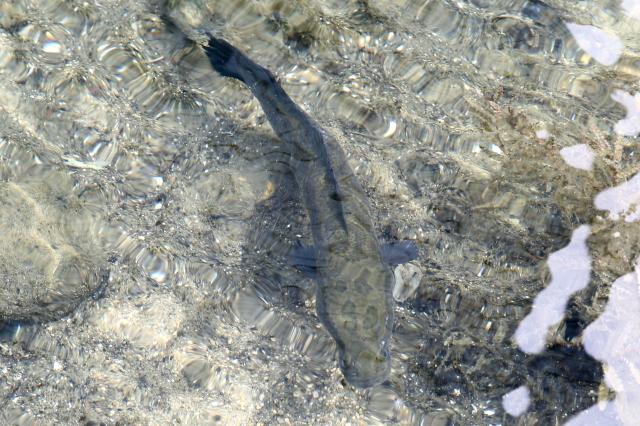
[0,169,111,323]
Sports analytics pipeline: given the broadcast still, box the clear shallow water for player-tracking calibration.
[0,0,638,424]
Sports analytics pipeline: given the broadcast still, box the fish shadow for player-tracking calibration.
[240,140,316,312]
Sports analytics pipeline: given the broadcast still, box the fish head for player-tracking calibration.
[338,338,391,388]
[326,260,395,388]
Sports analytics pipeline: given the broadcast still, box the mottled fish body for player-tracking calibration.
[204,37,416,387]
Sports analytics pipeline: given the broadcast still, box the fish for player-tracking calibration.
[203,36,417,388]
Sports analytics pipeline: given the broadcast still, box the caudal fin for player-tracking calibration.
[204,35,246,82]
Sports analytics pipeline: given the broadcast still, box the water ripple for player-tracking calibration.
[0,0,636,423]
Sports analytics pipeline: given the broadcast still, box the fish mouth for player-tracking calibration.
[342,369,389,388]
[339,347,391,388]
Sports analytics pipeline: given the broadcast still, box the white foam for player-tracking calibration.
[565,402,619,425]
[594,172,640,222]
[565,23,623,66]
[514,225,592,354]
[536,129,550,140]
[565,260,640,425]
[622,0,640,20]
[559,144,595,171]
[502,385,531,417]
[611,90,640,137]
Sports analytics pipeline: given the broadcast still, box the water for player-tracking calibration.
[0,0,638,424]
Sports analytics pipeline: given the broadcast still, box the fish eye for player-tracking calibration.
[381,346,390,360]
[339,352,352,369]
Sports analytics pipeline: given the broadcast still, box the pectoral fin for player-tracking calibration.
[381,240,418,265]
[288,241,318,278]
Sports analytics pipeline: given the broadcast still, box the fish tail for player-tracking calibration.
[204,35,246,82]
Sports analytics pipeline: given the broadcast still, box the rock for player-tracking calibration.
[393,262,423,302]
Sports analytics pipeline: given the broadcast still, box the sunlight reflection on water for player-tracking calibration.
[1,0,639,424]
[506,3,640,421]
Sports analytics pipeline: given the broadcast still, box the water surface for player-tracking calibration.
[1,0,639,424]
